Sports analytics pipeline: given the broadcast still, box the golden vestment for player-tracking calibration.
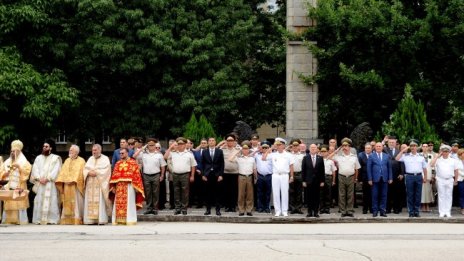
[55,156,85,225]
[1,153,31,224]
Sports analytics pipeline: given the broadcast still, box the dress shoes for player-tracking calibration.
[362,210,368,214]
[372,213,378,217]
[414,213,420,217]
[204,210,211,216]
[153,210,158,215]
[216,210,221,216]
[306,212,313,217]
[345,213,354,217]
[409,213,414,217]
[143,210,153,215]
[257,209,264,213]
[393,210,400,214]
[182,210,187,215]
[380,213,387,217]
[341,213,347,217]
[314,213,320,218]
[247,212,253,216]
[174,210,181,215]
[264,209,271,213]
[239,213,245,216]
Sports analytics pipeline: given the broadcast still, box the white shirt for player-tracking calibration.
[290,151,305,172]
[457,160,464,182]
[236,156,256,176]
[254,153,272,175]
[323,158,337,175]
[268,151,294,174]
[435,157,458,179]
[398,153,427,173]
[141,151,167,174]
[333,153,360,176]
[169,151,197,173]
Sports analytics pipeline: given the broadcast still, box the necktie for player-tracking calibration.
[312,156,316,167]
[378,153,382,161]
[210,149,214,159]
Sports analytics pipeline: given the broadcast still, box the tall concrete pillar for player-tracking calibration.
[286,0,321,143]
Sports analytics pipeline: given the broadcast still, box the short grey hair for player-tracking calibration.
[70,144,80,154]
[93,144,102,151]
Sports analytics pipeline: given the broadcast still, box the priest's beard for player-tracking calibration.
[42,149,51,156]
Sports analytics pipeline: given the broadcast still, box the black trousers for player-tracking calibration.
[305,182,321,214]
[222,174,238,209]
[387,178,405,212]
[189,172,205,207]
[205,175,222,211]
[362,180,372,212]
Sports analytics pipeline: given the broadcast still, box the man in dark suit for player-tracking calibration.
[302,144,325,217]
[201,137,225,216]
[368,142,393,217]
[191,139,207,208]
[358,143,373,214]
[383,135,404,213]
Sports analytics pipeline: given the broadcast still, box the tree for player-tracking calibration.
[0,0,287,151]
[306,0,464,141]
[182,113,216,144]
[381,84,439,144]
[0,46,78,148]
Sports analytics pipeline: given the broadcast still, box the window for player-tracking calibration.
[56,131,67,144]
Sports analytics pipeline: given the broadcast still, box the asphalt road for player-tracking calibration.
[1,222,463,261]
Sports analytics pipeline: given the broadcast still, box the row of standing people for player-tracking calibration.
[0,139,144,225]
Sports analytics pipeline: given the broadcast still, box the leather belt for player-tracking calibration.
[143,172,160,175]
[405,173,422,176]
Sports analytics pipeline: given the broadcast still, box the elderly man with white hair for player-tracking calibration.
[55,145,86,224]
[262,137,294,217]
[430,144,459,218]
[83,144,112,225]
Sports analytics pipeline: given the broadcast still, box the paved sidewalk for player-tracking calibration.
[138,206,464,223]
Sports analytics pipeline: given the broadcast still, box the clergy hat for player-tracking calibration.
[11,140,23,151]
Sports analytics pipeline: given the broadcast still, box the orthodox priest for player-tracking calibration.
[1,140,32,224]
[83,144,112,225]
[55,145,85,225]
[30,139,62,224]
[110,148,144,225]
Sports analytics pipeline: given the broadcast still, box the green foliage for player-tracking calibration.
[306,0,464,141]
[0,47,78,146]
[182,113,216,144]
[0,0,286,150]
[380,84,440,144]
